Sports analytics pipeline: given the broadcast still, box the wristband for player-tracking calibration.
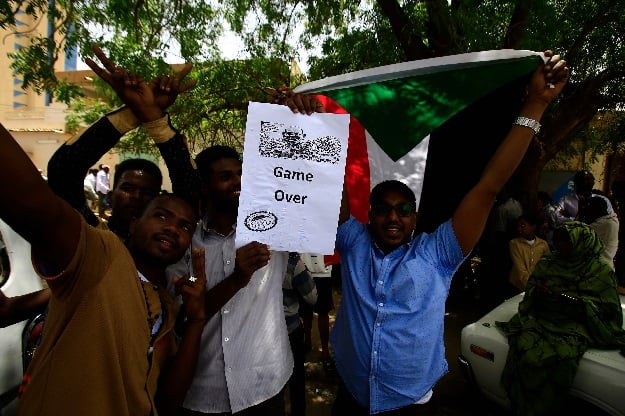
[107,106,141,135]
[513,116,541,136]
[144,114,177,144]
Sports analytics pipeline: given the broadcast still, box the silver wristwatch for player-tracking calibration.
[513,116,541,135]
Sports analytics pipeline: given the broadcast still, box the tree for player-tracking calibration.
[3,0,625,198]
[220,0,625,207]
[61,56,290,157]
[1,0,222,95]
[2,2,291,156]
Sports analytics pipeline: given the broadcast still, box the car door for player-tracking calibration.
[0,220,44,415]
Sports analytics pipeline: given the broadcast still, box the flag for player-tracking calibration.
[294,49,544,232]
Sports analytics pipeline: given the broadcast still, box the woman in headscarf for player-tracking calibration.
[496,221,625,415]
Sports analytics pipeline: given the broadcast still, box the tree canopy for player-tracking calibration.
[3,0,625,198]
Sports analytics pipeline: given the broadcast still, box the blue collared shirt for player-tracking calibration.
[331,217,466,414]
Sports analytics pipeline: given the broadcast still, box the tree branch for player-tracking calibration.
[376,0,432,60]
[503,1,531,49]
[565,1,617,66]
[425,0,456,56]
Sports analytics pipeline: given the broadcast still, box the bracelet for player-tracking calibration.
[513,116,541,136]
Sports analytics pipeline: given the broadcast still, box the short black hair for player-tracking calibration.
[143,193,196,215]
[195,145,241,181]
[573,170,594,184]
[113,158,163,189]
[370,180,416,208]
[588,196,608,216]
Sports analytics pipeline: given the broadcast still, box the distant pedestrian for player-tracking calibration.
[95,164,110,217]
[300,253,335,371]
[84,168,98,211]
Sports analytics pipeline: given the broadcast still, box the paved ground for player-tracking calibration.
[296,286,513,416]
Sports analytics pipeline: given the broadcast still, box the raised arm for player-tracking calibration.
[47,107,141,226]
[338,182,350,225]
[202,241,271,318]
[292,254,318,306]
[148,74,200,210]
[86,45,200,210]
[452,51,569,255]
[0,123,81,275]
[158,248,206,413]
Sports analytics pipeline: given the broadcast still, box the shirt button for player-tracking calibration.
[223,310,229,314]
[378,280,383,285]
[224,337,230,342]
[227,367,232,372]
[376,322,381,327]
[226,260,231,265]
[373,350,378,355]
[379,302,384,307]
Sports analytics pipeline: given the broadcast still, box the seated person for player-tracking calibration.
[496,222,625,416]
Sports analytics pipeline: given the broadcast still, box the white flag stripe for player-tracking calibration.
[294,50,543,93]
[366,131,430,210]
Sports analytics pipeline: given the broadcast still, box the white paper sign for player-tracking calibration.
[235,102,350,254]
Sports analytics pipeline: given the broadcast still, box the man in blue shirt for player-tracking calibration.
[331,51,569,415]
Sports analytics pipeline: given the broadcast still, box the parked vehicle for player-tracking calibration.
[458,293,625,416]
[0,219,44,415]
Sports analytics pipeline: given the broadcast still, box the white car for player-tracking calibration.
[0,219,44,415]
[458,292,625,416]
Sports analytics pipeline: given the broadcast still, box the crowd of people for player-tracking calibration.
[1,44,621,416]
[471,168,625,414]
[473,168,625,310]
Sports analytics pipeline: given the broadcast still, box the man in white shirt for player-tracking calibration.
[166,145,291,415]
[95,164,110,217]
[83,169,98,211]
[165,94,323,415]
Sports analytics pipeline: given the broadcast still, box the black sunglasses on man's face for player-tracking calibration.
[371,202,415,218]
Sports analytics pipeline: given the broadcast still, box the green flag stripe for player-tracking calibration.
[315,55,541,161]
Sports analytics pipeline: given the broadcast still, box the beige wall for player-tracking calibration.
[1,21,174,191]
[1,9,71,175]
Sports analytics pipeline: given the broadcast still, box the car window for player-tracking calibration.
[0,230,10,287]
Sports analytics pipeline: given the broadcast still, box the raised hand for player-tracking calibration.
[149,63,197,112]
[526,50,569,106]
[84,45,162,122]
[173,248,207,324]
[270,86,325,115]
[231,241,271,288]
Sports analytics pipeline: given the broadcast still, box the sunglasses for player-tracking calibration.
[371,202,416,218]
